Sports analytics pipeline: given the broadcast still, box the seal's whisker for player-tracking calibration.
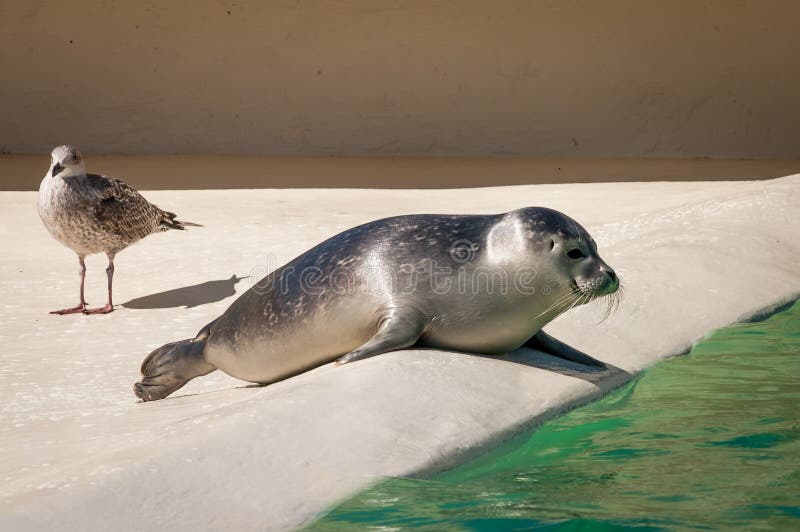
[607,292,618,319]
[580,290,613,324]
[539,287,577,311]
[535,297,570,320]
[604,289,623,321]
[535,289,582,319]
[611,282,625,317]
[602,293,618,322]
[559,290,587,320]
[609,285,624,318]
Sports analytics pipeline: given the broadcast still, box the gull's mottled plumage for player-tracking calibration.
[38,145,188,314]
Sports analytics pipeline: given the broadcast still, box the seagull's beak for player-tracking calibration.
[51,163,64,177]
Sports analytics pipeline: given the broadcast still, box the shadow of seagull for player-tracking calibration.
[122,274,247,310]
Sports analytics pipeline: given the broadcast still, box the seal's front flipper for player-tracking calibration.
[335,307,426,366]
[524,330,606,368]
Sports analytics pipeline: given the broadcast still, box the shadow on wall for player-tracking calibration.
[123,274,246,309]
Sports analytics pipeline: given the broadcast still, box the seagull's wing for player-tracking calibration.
[85,173,171,241]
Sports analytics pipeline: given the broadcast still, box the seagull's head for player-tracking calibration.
[49,145,85,179]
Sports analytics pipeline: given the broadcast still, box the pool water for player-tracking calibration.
[308,300,800,531]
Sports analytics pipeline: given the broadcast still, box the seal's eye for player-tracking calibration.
[567,248,585,260]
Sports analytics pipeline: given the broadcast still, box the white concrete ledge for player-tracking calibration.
[1,176,798,530]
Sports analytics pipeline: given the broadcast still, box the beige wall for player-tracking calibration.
[1,1,798,158]
[4,154,800,190]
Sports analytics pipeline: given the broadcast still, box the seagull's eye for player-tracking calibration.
[567,248,585,260]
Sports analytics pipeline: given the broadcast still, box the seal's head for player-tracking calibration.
[522,207,619,310]
[49,145,85,179]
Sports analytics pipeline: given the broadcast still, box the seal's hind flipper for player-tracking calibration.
[524,330,606,368]
[133,338,216,401]
[335,307,426,366]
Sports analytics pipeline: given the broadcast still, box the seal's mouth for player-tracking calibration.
[570,275,619,299]
[556,274,622,323]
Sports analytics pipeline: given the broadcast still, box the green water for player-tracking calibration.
[309,301,800,531]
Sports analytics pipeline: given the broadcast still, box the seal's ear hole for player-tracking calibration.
[549,239,555,250]
[567,248,586,260]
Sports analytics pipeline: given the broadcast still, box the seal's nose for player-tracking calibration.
[599,265,619,293]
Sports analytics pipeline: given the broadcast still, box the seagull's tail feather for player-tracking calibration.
[157,210,203,231]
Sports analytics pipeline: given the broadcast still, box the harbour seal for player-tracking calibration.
[134,208,619,401]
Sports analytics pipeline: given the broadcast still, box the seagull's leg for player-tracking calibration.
[51,256,88,315]
[106,258,114,308]
[84,254,115,314]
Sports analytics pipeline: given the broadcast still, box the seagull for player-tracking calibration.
[38,145,189,315]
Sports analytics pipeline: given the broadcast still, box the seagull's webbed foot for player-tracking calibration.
[83,304,114,315]
[50,303,87,315]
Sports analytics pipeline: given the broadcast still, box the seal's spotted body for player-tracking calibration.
[135,208,619,401]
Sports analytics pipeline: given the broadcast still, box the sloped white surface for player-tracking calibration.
[1,176,798,530]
